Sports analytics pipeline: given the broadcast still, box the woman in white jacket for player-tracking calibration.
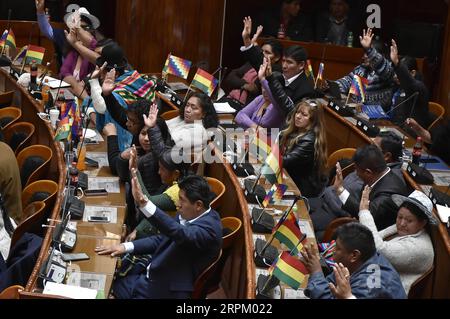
[358,187,435,295]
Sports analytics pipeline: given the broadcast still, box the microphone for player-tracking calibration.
[233,108,268,177]
[385,91,420,123]
[254,196,300,268]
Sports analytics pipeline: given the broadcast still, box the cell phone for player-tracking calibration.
[61,253,90,262]
[87,215,110,223]
[84,189,108,197]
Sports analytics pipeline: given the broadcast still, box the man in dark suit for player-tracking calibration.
[311,144,408,241]
[241,17,315,116]
[96,173,222,299]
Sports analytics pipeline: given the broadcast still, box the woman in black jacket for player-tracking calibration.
[280,99,328,198]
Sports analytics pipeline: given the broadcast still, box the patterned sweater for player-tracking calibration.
[336,47,396,111]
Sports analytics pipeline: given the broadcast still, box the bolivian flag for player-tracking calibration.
[272,251,309,290]
[261,140,283,185]
[191,68,218,97]
[25,45,46,65]
[274,217,304,254]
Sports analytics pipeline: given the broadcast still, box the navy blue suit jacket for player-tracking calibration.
[131,207,222,298]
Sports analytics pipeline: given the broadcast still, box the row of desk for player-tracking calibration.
[2,63,450,298]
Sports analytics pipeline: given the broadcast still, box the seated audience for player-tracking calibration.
[0,141,22,223]
[302,222,407,299]
[235,57,287,131]
[280,99,328,198]
[389,40,431,128]
[95,174,222,299]
[221,37,283,111]
[253,0,314,42]
[406,118,450,165]
[334,145,408,229]
[316,131,405,238]
[126,148,190,241]
[359,187,435,295]
[143,92,219,159]
[334,29,395,111]
[315,0,356,46]
[241,17,315,110]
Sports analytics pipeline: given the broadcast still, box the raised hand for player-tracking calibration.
[390,39,399,66]
[242,16,253,47]
[333,162,344,194]
[128,145,138,172]
[329,263,353,299]
[143,103,159,128]
[258,57,269,81]
[102,68,116,96]
[64,29,78,46]
[359,185,371,211]
[300,242,322,274]
[91,62,107,80]
[359,28,374,50]
[251,25,264,46]
[35,0,45,14]
[131,168,148,208]
[103,123,117,137]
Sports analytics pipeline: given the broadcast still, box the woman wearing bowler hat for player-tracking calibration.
[358,186,435,295]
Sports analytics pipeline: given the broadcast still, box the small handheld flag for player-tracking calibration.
[0,30,8,49]
[305,60,314,79]
[274,217,305,255]
[314,62,325,89]
[191,68,218,97]
[348,74,369,103]
[261,140,283,185]
[263,183,288,207]
[163,54,192,80]
[13,46,27,64]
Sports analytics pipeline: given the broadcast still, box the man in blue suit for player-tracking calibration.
[95,173,222,299]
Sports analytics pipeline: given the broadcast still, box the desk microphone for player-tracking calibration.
[254,196,300,268]
[385,91,419,124]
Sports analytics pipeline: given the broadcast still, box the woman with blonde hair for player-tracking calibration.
[280,100,328,198]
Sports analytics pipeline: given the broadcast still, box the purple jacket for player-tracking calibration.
[59,38,97,80]
[235,79,286,130]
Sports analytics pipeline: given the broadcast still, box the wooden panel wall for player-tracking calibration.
[115,0,225,75]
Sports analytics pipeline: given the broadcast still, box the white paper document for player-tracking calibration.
[88,177,120,193]
[431,172,450,187]
[436,204,450,223]
[83,206,118,223]
[298,220,315,238]
[43,282,97,299]
[214,102,236,114]
[86,152,109,168]
[66,271,107,292]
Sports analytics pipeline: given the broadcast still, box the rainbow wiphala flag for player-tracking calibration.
[349,74,369,102]
[163,54,192,79]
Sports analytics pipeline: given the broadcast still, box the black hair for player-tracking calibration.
[353,144,387,174]
[335,222,376,263]
[179,92,219,129]
[159,148,190,179]
[400,56,417,71]
[178,175,213,208]
[127,100,170,142]
[371,36,389,58]
[263,39,283,59]
[400,201,428,223]
[377,131,403,162]
[284,45,308,63]
[80,15,94,29]
[0,127,4,142]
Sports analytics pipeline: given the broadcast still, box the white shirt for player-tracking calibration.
[338,168,391,205]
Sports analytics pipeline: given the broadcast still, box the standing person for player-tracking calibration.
[95,174,222,299]
[280,99,328,198]
[253,0,314,42]
[315,0,356,46]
